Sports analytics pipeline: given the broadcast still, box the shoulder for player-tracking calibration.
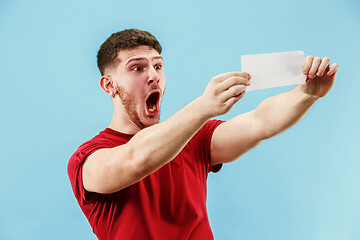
[187,119,225,173]
[67,129,119,202]
[194,119,225,139]
[67,129,120,175]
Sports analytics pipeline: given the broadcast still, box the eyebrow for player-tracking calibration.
[125,56,163,65]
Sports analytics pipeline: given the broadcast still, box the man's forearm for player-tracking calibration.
[254,86,319,140]
[126,97,210,176]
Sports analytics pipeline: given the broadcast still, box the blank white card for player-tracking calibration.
[241,51,306,91]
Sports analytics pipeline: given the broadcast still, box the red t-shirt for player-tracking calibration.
[67,120,224,240]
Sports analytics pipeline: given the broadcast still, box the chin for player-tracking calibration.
[136,114,160,130]
[145,116,160,127]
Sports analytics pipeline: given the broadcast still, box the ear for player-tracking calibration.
[100,75,117,96]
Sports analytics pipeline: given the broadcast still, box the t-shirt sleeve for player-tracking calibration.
[67,140,111,205]
[197,119,225,174]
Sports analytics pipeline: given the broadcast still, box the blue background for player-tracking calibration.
[1,0,359,239]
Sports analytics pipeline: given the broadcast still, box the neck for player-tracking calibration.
[108,98,141,135]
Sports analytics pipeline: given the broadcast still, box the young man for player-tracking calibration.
[68,29,339,240]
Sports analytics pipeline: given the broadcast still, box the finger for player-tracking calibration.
[220,85,247,102]
[303,56,314,75]
[327,63,339,76]
[308,57,322,78]
[213,72,251,83]
[316,57,330,77]
[218,76,250,92]
[224,91,246,109]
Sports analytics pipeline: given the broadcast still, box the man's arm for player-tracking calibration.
[211,56,339,165]
[83,72,250,194]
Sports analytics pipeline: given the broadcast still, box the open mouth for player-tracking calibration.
[145,91,160,115]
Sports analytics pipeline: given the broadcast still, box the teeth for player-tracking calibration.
[149,105,156,112]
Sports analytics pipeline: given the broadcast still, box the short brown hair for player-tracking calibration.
[97,29,162,75]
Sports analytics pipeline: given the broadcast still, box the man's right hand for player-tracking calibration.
[199,72,251,118]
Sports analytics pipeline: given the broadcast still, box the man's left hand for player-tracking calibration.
[300,56,339,98]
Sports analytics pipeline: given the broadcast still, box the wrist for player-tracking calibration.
[192,97,214,119]
[295,86,320,104]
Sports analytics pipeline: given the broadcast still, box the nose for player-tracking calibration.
[147,66,160,85]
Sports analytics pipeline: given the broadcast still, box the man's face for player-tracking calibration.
[111,46,166,129]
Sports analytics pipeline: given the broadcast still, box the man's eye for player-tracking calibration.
[132,67,142,71]
[154,64,162,70]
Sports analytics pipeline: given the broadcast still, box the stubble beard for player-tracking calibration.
[117,86,159,130]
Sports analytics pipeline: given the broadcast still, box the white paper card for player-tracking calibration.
[241,51,306,91]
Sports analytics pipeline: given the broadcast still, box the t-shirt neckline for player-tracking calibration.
[103,128,134,140]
